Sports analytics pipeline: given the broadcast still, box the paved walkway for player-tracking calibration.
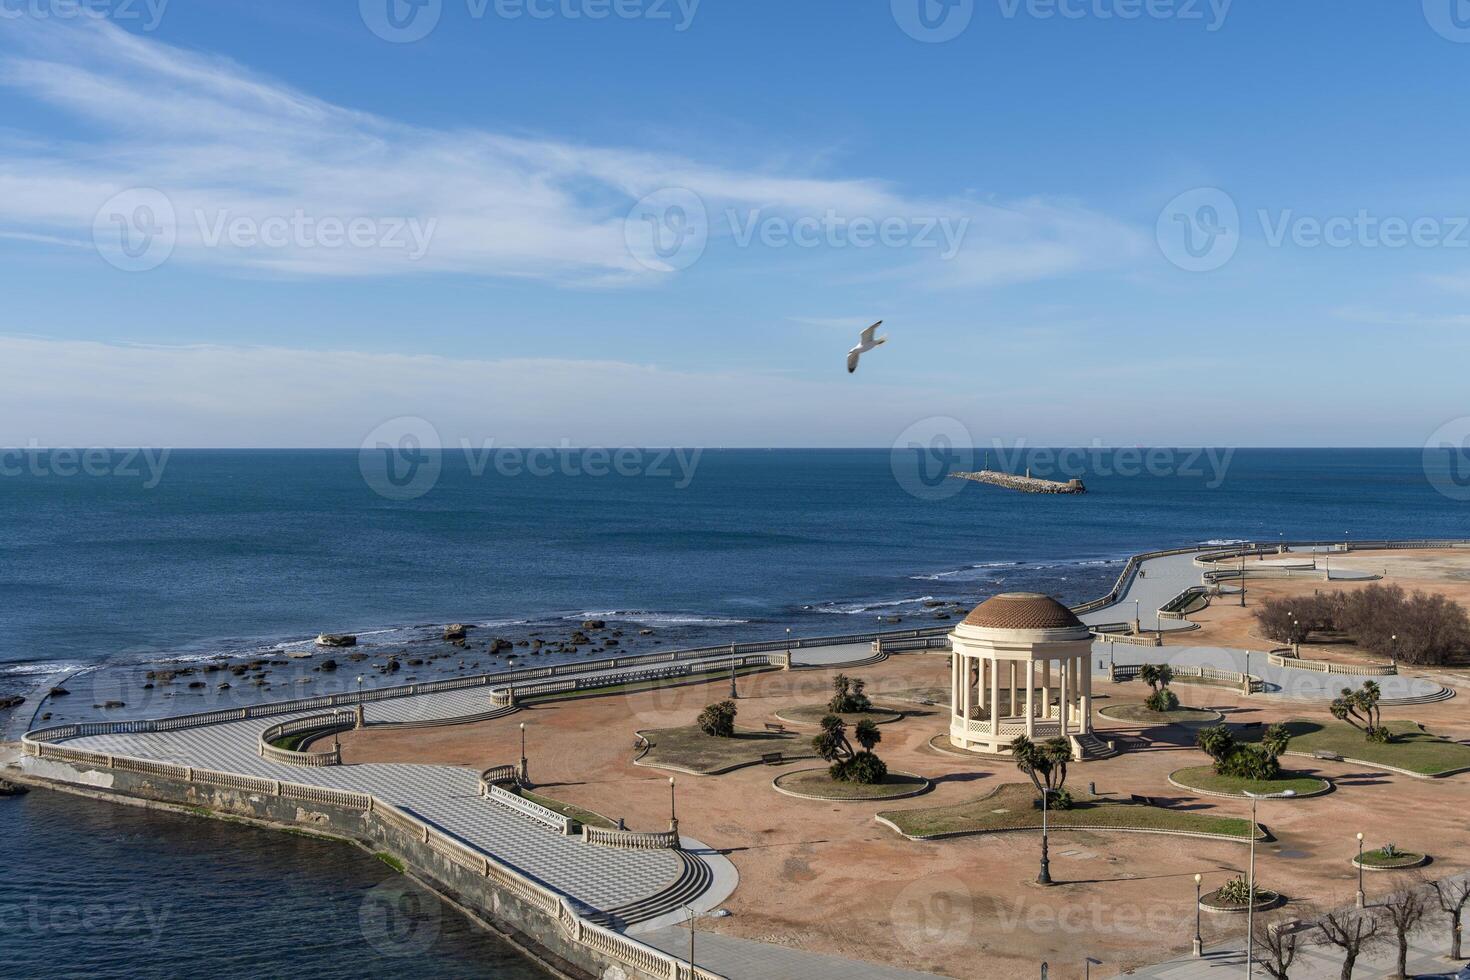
[1084,551,1450,702]
[639,925,947,980]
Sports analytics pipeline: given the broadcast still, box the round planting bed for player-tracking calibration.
[772,768,930,802]
[1098,703,1223,726]
[1353,849,1429,871]
[1199,888,1283,914]
[1168,767,1332,800]
[774,705,905,728]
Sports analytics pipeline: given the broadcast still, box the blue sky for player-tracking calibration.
[1,1,1468,448]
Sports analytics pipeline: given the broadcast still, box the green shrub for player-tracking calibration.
[1145,689,1180,712]
[827,674,872,714]
[1216,875,1263,905]
[831,751,887,784]
[697,700,737,738]
[1032,787,1074,811]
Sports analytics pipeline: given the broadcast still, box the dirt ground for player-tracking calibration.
[1177,547,1470,670]
[339,647,1470,980]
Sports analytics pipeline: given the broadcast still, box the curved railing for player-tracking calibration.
[20,735,720,980]
[582,825,680,850]
[1266,649,1396,677]
[490,654,781,706]
[258,713,352,766]
[1108,662,1262,694]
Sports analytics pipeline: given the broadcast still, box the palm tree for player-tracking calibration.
[1331,681,1389,742]
[853,719,881,752]
[1009,734,1071,795]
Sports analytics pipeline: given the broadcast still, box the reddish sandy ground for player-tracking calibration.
[1181,548,1470,674]
[339,646,1470,980]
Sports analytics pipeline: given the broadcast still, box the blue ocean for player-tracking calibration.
[2,447,1466,685]
[3,447,1467,978]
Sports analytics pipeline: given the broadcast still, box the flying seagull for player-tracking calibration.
[846,321,888,374]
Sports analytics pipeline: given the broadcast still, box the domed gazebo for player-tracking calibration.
[948,592,1096,756]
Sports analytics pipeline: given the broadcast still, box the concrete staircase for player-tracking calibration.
[1070,731,1119,760]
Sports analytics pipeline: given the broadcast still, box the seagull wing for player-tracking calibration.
[859,320,882,345]
[846,349,860,373]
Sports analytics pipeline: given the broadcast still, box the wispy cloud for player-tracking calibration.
[0,18,1142,286]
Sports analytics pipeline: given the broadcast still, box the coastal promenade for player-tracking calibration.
[12,634,932,980]
[11,538,1465,979]
[1080,547,1453,703]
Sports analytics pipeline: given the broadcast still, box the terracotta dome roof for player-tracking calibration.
[962,592,1085,630]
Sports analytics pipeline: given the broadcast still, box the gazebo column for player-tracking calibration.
[1024,661,1036,738]
[1008,662,1017,719]
[1080,656,1093,732]
[1058,657,1070,736]
[1042,662,1052,720]
[989,657,1000,740]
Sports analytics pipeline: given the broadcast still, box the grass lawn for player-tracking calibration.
[1358,847,1426,868]
[1247,720,1470,776]
[774,769,928,801]
[639,724,813,774]
[521,664,778,704]
[515,788,616,830]
[1098,703,1222,725]
[775,704,905,726]
[1170,765,1330,798]
[878,783,1259,840]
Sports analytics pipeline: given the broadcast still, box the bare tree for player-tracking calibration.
[1428,875,1470,961]
[1253,910,1312,980]
[1380,886,1431,980]
[1317,907,1384,980]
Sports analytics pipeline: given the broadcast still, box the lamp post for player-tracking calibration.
[1085,957,1102,979]
[1037,787,1053,885]
[519,721,528,785]
[1239,551,1246,607]
[729,642,739,700]
[1355,832,1366,907]
[1192,873,1204,956]
[1390,634,1398,667]
[682,905,696,973]
[786,627,791,656]
[1134,598,1141,636]
[1244,790,1296,978]
[354,675,366,729]
[668,776,678,835]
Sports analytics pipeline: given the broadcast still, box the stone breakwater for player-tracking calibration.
[950,470,1087,495]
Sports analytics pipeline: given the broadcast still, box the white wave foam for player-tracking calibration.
[0,661,86,677]
[815,595,939,615]
[569,611,749,625]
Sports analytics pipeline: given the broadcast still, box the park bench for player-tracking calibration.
[761,752,784,766]
[1129,794,1158,807]
[1312,749,1343,761]
[763,722,787,734]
